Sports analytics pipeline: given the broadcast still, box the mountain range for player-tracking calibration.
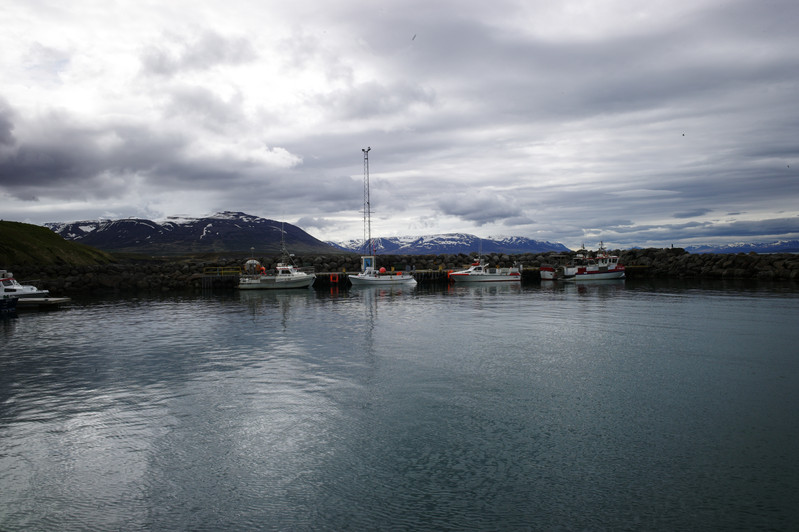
[328,234,570,255]
[44,211,796,256]
[44,211,570,255]
[45,212,338,255]
[683,240,799,254]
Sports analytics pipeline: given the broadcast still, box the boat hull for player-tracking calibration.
[349,273,416,286]
[572,269,626,281]
[449,259,521,283]
[238,274,316,290]
[449,273,521,283]
[539,266,558,280]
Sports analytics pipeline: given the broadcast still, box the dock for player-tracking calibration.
[198,266,650,291]
[15,297,72,309]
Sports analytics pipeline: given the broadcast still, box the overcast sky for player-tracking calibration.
[2,0,798,249]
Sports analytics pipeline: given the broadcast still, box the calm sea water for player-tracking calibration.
[2,279,799,531]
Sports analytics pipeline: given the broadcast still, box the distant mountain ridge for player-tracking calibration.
[43,212,796,255]
[328,233,570,255]
[45,211,340,255]
[44,212,571,256]
[683,240,799,254]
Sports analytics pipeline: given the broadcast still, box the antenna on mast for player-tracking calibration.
[362,147,372,256]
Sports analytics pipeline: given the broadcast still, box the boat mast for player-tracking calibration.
[362,147,373,256]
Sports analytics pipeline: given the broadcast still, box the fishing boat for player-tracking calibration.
[563,243,625,281]
[349,147,417,287]
[1,270,71,308]
[539,254,570,280]
[449,258,521,283]
[238,229,316,290]
[1,270,50,298]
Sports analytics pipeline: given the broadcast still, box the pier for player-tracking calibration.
[198,268,602,289]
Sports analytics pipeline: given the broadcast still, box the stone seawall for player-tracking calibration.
[6,248,798,294]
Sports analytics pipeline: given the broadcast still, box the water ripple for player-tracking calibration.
[3,285,799,530]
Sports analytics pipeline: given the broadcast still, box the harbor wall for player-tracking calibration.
[5,248,799,294]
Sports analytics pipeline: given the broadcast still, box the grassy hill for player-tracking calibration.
[0,221,115,267]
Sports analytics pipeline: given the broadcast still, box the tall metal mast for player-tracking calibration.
[362,147,372,255]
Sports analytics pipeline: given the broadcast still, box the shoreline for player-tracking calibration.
[5,248,798,294]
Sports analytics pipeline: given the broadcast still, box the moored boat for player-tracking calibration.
[563,243,625,281]
[238,222,316,290]
[539,254,570,280]
[449,258,521,283]
[349,147,416,287]
[238,260,316,290]
[1,270,50,298]
[238,238,316,290]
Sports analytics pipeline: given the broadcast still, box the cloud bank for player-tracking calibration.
[2,0,798,249]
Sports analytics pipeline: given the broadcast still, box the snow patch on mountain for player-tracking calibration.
[328,233,570,255]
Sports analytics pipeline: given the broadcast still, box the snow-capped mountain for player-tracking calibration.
[328,233,570,255]
[684,240,799,254]
[45,211,339,255]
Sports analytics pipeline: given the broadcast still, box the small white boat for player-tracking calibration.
[349,147,416,288]
[563,243,625,281]
[349,255,417,286]
[238,260,316,290]
[238,231,316,290]
[1,270,51,298]
[449,259,521,283]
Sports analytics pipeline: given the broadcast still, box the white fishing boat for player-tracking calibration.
[238,261,316,290]
[349,147,416,287]
[238,230,316,290]
[563,242,625,281]
[448,258,521,283]
[1,270,50,297]
[1,270,71,307]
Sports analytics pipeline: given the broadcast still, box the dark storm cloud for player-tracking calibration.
[0,101,257,201]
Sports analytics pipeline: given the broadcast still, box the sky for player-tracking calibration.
[1,0,798,250]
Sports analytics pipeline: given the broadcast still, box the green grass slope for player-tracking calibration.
[0,221,114,266]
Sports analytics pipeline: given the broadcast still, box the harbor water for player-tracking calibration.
[2,279,799,530]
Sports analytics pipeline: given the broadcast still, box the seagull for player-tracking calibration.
[412,34,416,40]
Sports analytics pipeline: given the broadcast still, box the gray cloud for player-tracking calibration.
[437,193,524,226]
[0,97,16,147]
[2,0,799,248]
[673,209,712,219]
[140,31,257,77]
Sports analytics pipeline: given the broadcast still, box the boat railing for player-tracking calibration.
[203,267,242,276]
[261,266,316,275]
[487,267,521,274]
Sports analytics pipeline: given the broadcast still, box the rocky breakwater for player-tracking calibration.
[7,261,210,293]
[618,248,799,280]
[6,248,798,294]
